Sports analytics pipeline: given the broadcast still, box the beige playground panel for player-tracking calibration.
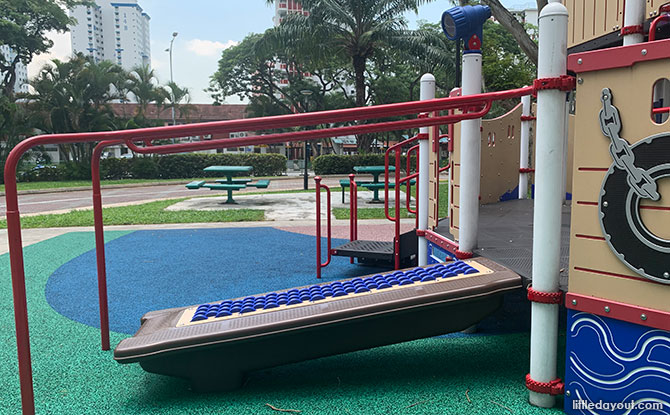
[569,56,670,312]
[447,103,535,240]
[564,0,665,49]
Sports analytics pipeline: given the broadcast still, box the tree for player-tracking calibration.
[28,54,123,164]
[268,0,440,151]
[0,0,88,96]
[209,31,351,119]
[127,65,166,121]
[459,0,543,66]
[164,81,194,121]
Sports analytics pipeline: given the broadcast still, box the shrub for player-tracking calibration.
[313,154,419,175]
[130,156,159,179]
[59,162,91,181]
[18,153,288,182]
[100,158,131,180]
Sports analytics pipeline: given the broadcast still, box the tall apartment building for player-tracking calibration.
[70,0,151,70]
[0,45,29,94]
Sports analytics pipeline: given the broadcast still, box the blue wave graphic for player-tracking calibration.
[565,311,670,415]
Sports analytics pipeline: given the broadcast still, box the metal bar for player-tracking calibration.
[125,104,498,156]
[529,1,569,408]
[385,134,422,222]
[395,139,402,270]
[406,144,419,216]
[2,82,530,415]
[418,75,435,267]
[316,177,322,278]
[4,141,35,415]
[91,141,116,351]
[314,177,332,278]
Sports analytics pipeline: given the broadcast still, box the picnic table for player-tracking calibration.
[185,166,270,204]
[352,165,396,203]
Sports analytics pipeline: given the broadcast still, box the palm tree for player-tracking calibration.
[127,64,164,121]
[163,81,195,122]
[269,0,434,151]
[29,54,121,163]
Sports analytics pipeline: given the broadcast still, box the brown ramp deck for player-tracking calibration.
[114,257,521,391]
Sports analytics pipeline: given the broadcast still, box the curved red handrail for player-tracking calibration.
[4,84,533,415]
[406,144,419,227]
[649,13,670,41]
[314,177,332,278]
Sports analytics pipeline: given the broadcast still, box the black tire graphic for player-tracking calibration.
[599,132,670,284]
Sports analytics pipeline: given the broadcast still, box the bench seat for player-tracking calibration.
[215,179,252,184]
[246,179,270,189]
[185,180,206,189]
[202,184,246,190]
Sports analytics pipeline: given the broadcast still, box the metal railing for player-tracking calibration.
[3,84,533,415]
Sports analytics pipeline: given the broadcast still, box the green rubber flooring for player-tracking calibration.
[0,232,566,414]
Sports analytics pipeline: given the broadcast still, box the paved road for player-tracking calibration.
[0,176,349,217]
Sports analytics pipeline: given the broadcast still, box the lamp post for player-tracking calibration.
[165,32,178,126]
[300,89,313,190]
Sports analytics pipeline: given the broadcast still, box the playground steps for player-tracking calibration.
[114,257,521,391]
[331,230,418,266]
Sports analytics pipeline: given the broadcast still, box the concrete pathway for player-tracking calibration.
[0,218,417,255]
[165,190,413,221]
[0,175,349,217]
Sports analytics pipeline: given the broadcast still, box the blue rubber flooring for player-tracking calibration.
[45,228,389,335]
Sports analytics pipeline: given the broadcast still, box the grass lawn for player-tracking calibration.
[333,182,448,220]
[2,176,286,193]
[0,198,264,229]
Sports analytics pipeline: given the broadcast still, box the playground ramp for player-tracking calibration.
[114,258,521,391]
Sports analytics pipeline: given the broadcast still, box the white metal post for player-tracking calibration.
[562,100,569,203]
[529,0,568,408]
[623,0,646,46]
[519,94,531,199]
[418,74,435,266]
[457,53,483,253]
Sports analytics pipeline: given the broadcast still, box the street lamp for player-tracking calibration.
[165,32,178,126]
[300,89,313,190]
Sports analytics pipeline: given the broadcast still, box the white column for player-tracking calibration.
[418,73,435,266]
[457,53,482,253]
[623,0,646,46]
[561,100,569,203]
[529,0,568,408]
[519,94,531,199]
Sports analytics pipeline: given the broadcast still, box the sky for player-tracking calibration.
[28,0,535,104]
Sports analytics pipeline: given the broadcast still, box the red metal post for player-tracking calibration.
[394,142,402,269]
[4,142,36,415]
[91,141,119,350]
[315,176,332,279]
[315,177,322,278]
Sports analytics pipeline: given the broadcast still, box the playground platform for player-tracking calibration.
[434,199,571,290]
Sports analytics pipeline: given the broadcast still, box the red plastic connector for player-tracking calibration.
[620,24,644,36]
[533,75,576,97]
[526,374,565,396]
[519,168,535,173]
[520,115,536,122]
[527,285,562,304]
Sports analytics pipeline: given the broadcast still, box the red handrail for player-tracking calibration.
[406,144,419,229]
[4,84,533,415]
[384,133,420,269]
[314,177,332,279]
[649,13,670,41]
